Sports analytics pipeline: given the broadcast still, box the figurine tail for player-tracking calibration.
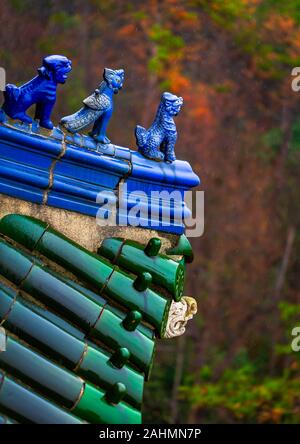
[3,84,20,103]
[61,107,98,133]
[135,125,147,148]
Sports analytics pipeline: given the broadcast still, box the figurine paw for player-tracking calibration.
[13,113,33,124]
[165,154,176,163]
[139,147,164,162]
[39,119,54,130]
[153,152,165,162]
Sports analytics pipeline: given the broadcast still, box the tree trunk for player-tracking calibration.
[274,225,296,301]
[169,336,186,424]
[277,104,293,189]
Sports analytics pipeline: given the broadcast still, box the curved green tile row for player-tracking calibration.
[0,213,192,424]
[61,277,154,340]
[0,240,155,377]
[98,237,186,301]
[0,337,141,424]
[0,371,85,424]
[73,383,141,424]
[0,335,82,408]
[0,282,144,407]
[0,214,170,336]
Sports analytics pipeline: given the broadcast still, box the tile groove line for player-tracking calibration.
[42,133,67,205]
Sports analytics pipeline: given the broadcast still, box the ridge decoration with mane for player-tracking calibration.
[2,55,72,130]
[135,92,183,163]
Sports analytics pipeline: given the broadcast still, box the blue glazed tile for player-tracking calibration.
[50,126,64,141]
[0,124,63,158]
[53,160,124,191]
[53,145,130,191]
[72,132,84,147]
[95,143,116,156]
[0,118,200,236]
[47,191,114,218]
[65,134,76,145]
[0,142,55,172]
[0,158,49,189]
[51,174,117,203]
[118,193,188,234]
[80,134,97,151]
[9,121,32,133]
[122,177,187,197]
[117,151,199,234]
[62,144,130,175]
[114,145,132,161]
[0,177,44,203]
[128,151,200,190]
[123,194,191,220]
[116,209,185,234]
[65,132,86,147]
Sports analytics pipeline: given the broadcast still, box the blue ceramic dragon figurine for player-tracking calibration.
[135,92,183,163]
[60,68,124,144]
[2,55,72,130]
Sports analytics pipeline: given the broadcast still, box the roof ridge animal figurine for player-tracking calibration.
[135,92,183,163]
[60,68,124,144]
[2,55,72,130]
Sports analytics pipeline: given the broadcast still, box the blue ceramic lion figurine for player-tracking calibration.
[60,68,124,144]
[2,55,72,129]
[135,92,183,163]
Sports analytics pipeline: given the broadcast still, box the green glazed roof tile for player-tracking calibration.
[166,234,194,263]
[74,383,141,424]
[0,215,170,335]
[99,237,186,301]
[0,278,145,408]
[0,213,195,424]
[0,371,87,424]
[0,214,48,251]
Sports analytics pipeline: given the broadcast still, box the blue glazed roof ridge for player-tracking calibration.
[126,153,200,190]
[0,120,130,174]
[0,114,200,234]
[0,117,200,190]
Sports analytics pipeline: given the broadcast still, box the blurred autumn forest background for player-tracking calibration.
[1,0,300,424]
